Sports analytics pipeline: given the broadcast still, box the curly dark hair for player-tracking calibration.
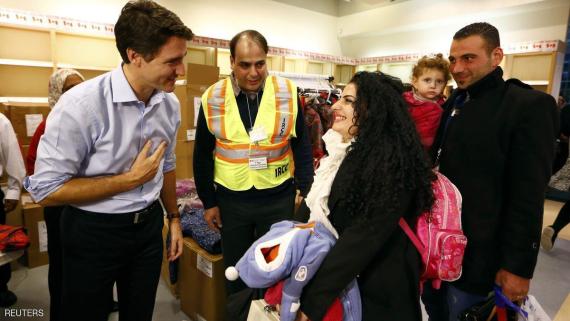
[115,0,194,63]
[341,71,435,221]
[411,53,451,84]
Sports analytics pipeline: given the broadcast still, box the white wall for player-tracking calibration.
[339,0,570,57]
[161,0,341,55]
[0,0,126,24]
[0,0,343,56]
[0,0,568,58]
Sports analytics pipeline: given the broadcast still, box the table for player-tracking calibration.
[0,249,24,266]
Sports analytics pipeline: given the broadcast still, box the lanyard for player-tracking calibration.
[245,92,259,132]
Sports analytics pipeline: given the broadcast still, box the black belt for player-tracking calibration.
[68,201,162,225]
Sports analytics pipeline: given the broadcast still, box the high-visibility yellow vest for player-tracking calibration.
[202,75,298,191]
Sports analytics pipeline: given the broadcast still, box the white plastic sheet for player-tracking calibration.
[520,295,552,321]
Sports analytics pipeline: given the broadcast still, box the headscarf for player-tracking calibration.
[48,69,85,109]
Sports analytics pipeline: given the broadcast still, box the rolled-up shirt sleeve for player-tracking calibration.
[24,95,95,202]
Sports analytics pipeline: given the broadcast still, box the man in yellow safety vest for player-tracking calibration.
[193,30,314,297]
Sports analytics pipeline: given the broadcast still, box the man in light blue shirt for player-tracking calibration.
[24,1,193,320]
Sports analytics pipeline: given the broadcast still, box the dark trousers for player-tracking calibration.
[0,190,10,292]
[44,205,64,321]
[45,206,115,321]
[422,282,487,321]
[553,200,570,233]
[553,140,569,175]
[60,204,163,321]
[218,189,295,295]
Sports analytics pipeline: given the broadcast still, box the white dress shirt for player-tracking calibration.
[0,113,25,200]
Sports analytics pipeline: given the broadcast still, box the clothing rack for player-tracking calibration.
[269,71,340,95]
[297,87,341,96]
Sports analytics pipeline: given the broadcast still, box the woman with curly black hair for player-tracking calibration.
[296,71,435,321]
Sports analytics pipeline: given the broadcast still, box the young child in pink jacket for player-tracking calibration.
[403,54,451,151]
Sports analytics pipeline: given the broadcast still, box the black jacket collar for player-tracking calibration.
[462,67,505,99]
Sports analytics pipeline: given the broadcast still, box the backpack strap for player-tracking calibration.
[398,218,425,253]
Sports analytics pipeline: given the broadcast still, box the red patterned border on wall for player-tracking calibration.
[0,7,561,66]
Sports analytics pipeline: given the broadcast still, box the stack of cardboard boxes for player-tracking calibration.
[19,199,49,268]
[0,101,51,164]
[161,221,227,321]
[179,237,226,321]
[173,63,220,179]
[0,101,50,269]
[162,63,228,321]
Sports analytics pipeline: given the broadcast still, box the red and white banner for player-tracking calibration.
[0,7,562,66]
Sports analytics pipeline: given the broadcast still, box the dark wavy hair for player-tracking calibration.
[341,71,435,221]
[115,0,194,63]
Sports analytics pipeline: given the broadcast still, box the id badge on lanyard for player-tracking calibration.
[248,126,269,170]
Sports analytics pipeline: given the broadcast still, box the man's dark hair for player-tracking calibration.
[453,22,500,55]
[115,0,194,63]
[230,30,269,57]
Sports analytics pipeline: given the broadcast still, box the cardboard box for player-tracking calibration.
[174,85,189,142]
[3,102,50,145]
[175,140,194,179]
[179,237,226,321]
[173,63,219,179]
[21,200,48,268]
[0,103,9,120]
[183,84,205,138]
[186,63,220,86]
[160,218,178,297]
[175,63,220,141]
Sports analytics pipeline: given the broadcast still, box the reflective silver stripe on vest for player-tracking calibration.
[215,142,290,163]
[272,77,293,143]
[207,81,226,139]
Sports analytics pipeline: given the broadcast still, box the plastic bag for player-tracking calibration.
[519,295,551,321]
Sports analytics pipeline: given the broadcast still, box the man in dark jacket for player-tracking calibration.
[423,22,558,321]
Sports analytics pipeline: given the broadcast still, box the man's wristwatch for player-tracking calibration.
[166,212,181,220]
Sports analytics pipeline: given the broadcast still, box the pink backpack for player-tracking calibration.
[399,171,467,290]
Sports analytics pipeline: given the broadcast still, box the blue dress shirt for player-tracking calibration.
[24,66,180,213]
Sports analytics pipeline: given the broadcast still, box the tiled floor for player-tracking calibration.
[3,263,189,321]
[544,200,570,241]
[1,199,570,321]
[555,294,570,321]
[537,200,570,321]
